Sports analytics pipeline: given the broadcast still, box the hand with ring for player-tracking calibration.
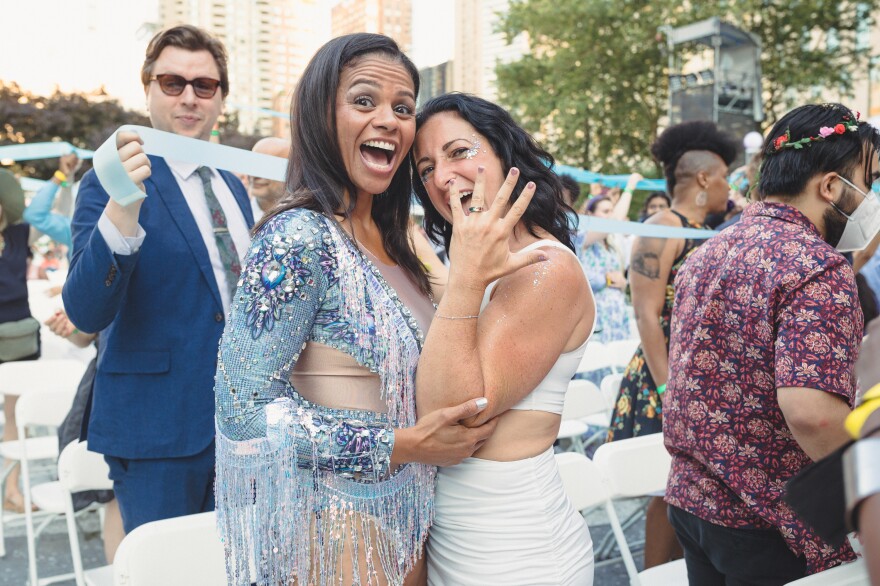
[446,165,548,291]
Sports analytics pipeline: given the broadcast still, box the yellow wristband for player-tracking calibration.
[846,396,880,439]
[54,170,67,183]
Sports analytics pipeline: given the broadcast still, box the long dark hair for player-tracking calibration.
[257,33,430,295]
[411,93,574,252]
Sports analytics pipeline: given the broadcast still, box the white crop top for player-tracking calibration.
[479,239,594,415]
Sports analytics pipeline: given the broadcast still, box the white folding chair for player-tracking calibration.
[30,440,113,586]
[0,359,86,558]
[606,338,640,372]
[558,380,610,453]
[113,511,227,586]
[17,389,76,586]
[592,433,688,586]
[576,341,616,375]
[599,373,624,416]
[783,558,868,585]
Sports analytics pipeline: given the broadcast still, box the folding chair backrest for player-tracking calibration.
[113,511,227,586]
[576,341,612,374]
[14,389,76,431]
[599,373,624,411]
[562,380,608,420]
[0,359,86,396]
[606,338,640,370]
[555,452,611,511]
[592,432,671,497]
[57,440,112,493]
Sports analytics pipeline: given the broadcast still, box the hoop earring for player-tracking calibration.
[696,190,708,207]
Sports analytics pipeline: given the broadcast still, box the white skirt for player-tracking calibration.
[427,448,594,585]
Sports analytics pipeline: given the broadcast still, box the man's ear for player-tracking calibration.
[817,172,839,204]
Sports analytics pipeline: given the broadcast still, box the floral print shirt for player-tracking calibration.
[664,202,861,573]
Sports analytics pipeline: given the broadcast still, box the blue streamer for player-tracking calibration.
[0,142,93,162]
[93,125,287,206]
[577,215,715,240]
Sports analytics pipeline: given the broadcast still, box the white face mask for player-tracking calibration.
[831,176,880,252]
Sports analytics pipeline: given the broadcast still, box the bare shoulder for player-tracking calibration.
[497,243,587,301]
[643,209,682,227]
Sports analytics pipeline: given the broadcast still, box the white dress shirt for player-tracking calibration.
[98,158,252,313]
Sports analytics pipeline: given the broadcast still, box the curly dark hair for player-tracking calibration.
[257,33,430,296]
[650,120,738,194]
[411,93,574,252]
[758,103,880,200]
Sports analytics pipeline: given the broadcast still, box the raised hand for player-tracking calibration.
[446,166,546,290]
[116,130,151,194]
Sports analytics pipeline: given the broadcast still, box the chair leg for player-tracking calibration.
[605,500,642,586]
[0,460,18,558]
[65,495,86,586]
[20,437,38,586]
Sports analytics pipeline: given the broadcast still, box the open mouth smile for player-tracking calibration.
[359,139,397,172]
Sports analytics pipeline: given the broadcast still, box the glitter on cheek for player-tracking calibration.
[464,134,484,159]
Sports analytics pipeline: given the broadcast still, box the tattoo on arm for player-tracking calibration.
[630,237,666,280]
[631,252,660,279]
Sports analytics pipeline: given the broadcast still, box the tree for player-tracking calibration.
[0,81,261,181]
[496,0,878,174]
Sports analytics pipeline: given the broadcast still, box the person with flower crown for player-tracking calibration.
[663,103,880,584]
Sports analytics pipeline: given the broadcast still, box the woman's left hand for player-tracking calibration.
[446,166,547,290]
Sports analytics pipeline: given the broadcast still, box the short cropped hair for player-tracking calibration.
[141,25,229,98]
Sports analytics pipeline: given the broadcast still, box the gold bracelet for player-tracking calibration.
[435,313,479,320]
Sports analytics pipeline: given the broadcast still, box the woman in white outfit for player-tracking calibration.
[412,93,597,585]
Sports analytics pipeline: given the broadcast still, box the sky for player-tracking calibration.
[0,0,454,112]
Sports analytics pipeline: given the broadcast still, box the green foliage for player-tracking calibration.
[496,0,878,175]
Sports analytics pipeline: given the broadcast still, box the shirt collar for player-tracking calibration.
[166,158,214,182]
[742,201,823,240]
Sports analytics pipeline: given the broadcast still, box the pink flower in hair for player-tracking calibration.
[818,127,836,138]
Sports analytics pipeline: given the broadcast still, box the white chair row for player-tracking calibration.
[557,434,870,586]
[557,373,623,454]
[576,338,640,376]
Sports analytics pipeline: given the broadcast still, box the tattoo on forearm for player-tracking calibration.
[631,252,661,279]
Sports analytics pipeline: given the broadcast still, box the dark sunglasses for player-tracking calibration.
[150,74,221,99]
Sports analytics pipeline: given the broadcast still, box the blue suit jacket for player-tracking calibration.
[63,156,254,459]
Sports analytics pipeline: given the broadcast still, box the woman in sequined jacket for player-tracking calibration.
[212,35,495,586]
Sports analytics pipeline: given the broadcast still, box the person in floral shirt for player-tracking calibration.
[664,103,880,584]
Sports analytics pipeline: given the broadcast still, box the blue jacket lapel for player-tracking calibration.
[220,170,255,229]
[147,156,224,312]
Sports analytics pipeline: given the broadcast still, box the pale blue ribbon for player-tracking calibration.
[93,125,287,206]
[577,215,715,239]
[0,142,93,161]
[89,125,708,239]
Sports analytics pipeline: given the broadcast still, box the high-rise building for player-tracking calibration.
[331,0,412,54]
[418,61,453,105]
[158,0,328,136]
[453,0,527,101]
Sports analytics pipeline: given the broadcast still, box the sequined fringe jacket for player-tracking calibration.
[214,209,434,586]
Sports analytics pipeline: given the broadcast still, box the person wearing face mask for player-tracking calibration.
[663,103,880,585]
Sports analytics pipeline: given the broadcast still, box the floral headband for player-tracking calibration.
[770,111,861,153]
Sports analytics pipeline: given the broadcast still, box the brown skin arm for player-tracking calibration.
[628,211,684,386]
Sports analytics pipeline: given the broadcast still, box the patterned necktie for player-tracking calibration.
[196,166,241,300]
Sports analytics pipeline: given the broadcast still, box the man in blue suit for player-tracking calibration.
[63,25,254,533]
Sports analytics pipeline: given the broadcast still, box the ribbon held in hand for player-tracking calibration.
[92,125,288,207]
